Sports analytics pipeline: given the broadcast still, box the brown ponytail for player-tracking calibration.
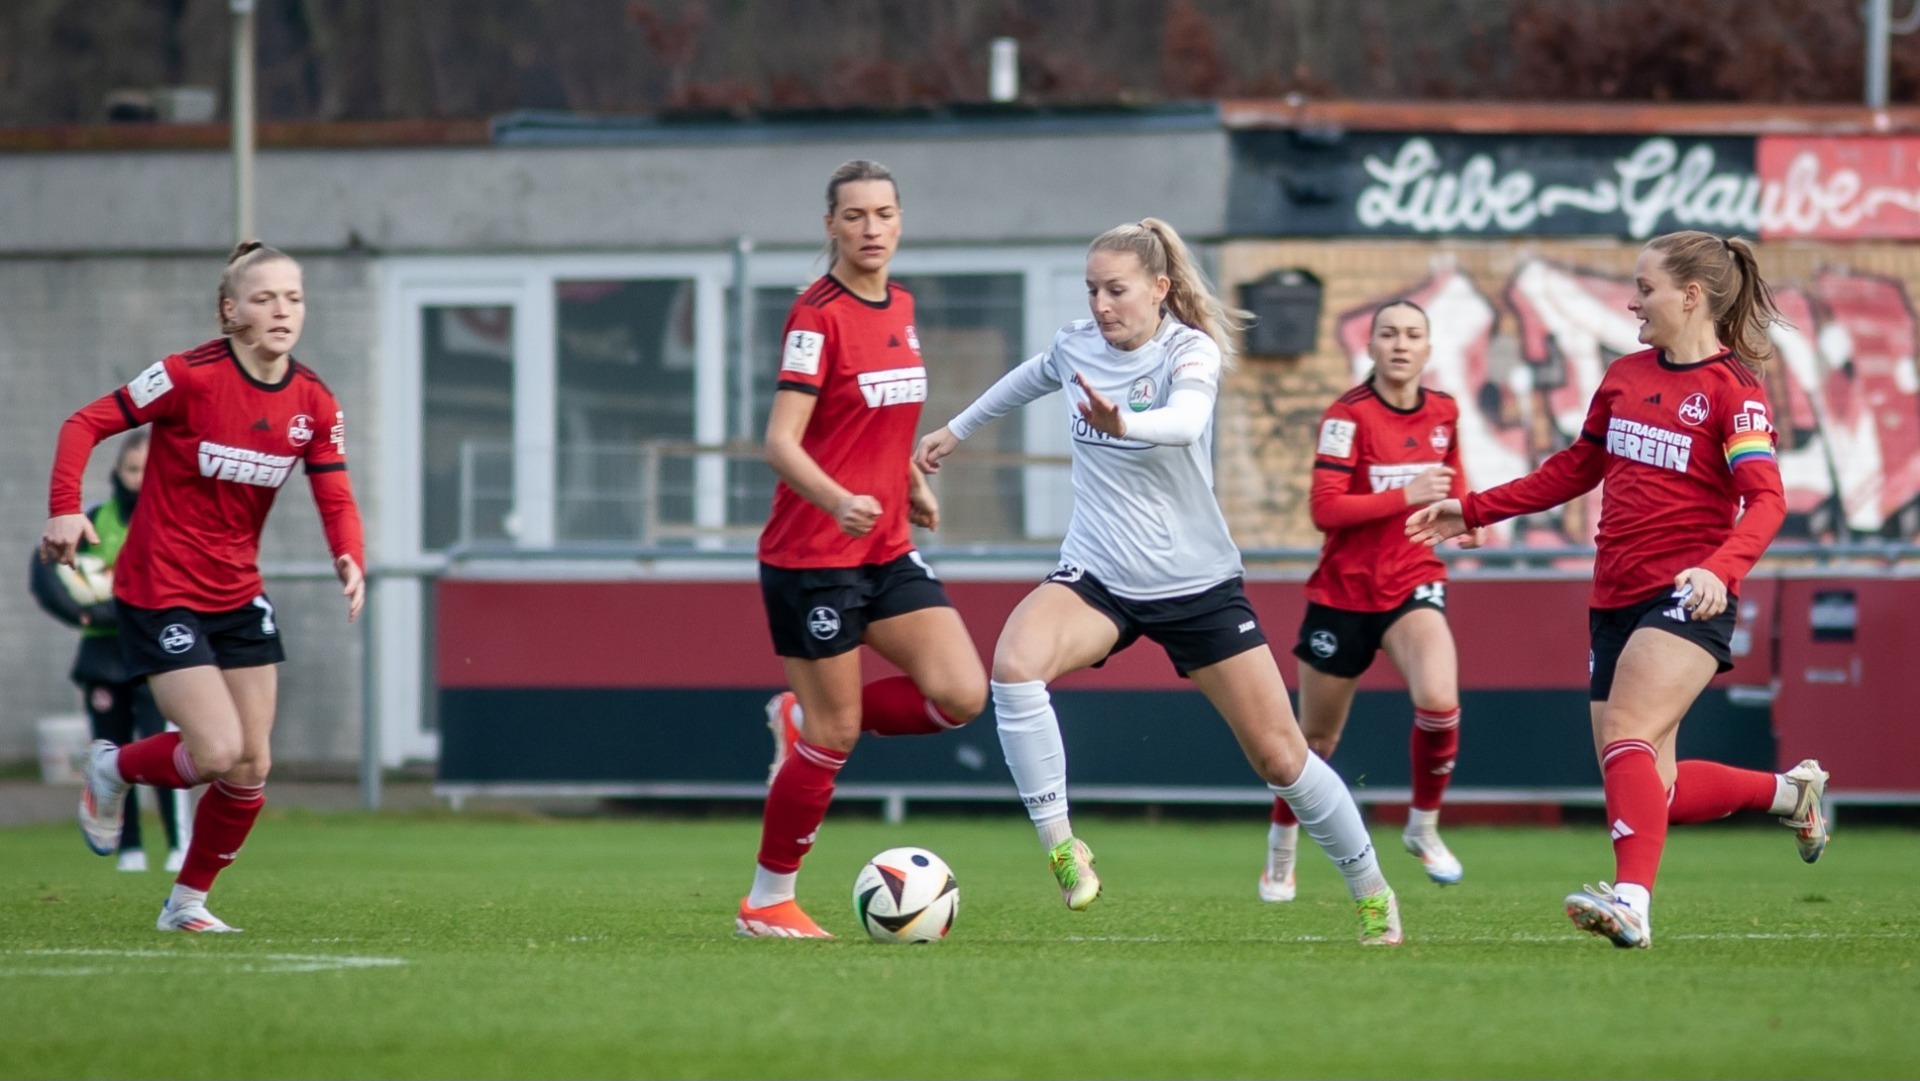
[217,239,296,335]
[1644,231,1784,372]
[1089,217,1252,367]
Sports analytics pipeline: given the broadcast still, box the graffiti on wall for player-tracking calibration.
[1335,261,1920,544]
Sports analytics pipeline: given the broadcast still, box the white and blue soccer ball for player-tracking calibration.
[853,847,959,944]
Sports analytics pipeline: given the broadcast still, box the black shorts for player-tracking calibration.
[1588,587,1735,701]
[760,551,953,660]
[1050,566,1267,678]
[116,595,286,679]
[1293,582,1448,679]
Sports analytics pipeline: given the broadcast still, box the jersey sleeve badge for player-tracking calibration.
[782,330,825,376]
[1318,417,1358,459]
[126,360,175,408]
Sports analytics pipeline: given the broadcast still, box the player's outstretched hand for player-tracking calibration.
[39,514,99,568]
[833,494,883,538]
[1672,567,1728,621]
[1402,466,1457,506]
[335,554,366,622]
[915,427,959,474]
[1406,498,1468,548]
[1073,373,1126,438]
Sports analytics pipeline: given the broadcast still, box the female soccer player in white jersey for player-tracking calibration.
[917,219,1404,945]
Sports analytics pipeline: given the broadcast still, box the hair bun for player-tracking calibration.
[227,239,265,264]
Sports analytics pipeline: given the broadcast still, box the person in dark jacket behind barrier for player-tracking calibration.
[29,429,184,872]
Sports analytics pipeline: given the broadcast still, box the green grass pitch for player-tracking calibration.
[2,808,1916,1079]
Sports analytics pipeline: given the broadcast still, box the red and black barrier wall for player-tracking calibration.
[431,573,1917,796]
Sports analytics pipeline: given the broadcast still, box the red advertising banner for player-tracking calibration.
[1759,136,1920,239]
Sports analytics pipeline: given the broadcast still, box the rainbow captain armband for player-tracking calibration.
[1724,431,1775,469]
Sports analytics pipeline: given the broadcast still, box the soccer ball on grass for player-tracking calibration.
[853,847,958,944]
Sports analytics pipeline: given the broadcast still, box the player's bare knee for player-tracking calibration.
[990,653,1046,686]
[191,741,243,777]
[938,683,987,726]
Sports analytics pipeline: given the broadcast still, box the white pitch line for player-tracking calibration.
[2,949,406,976]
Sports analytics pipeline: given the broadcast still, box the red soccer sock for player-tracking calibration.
[1410,707,1461,812]
[176,779,264,892]
[755,739,848,874]
[1270,798,1299,826]
[860,676,963,737]
[1601,740,1668,892]
[114,731,201,789]
[1668,760,1779,824]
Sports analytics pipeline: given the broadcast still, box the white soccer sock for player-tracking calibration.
[747,866,798,909]
[1266,822,1298,875]
[102,745,125,785]
[1405,807,1441,837]
[1769,774,1796,816]
[167,883,209,909]
[1271,755,1387,899]
[1613,882,1652,923]
[992,679,1074,848]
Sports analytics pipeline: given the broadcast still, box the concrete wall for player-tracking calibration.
[0,254,374,765]
[0,128,1230,254]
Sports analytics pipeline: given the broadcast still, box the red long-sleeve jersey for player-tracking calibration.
[48,338,365,612]
[1306,381,1466,611]
[1462,348,1785,609]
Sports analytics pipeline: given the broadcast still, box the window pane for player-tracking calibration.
[555,279,697,544]
[893,273,1027,546]
[727,273,1030,545]
[422,305,513,551]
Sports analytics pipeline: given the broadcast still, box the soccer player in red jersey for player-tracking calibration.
[737,161,987,939]
[1410,232,1830,948]
[39,242,365,933]
[1262,300,1484,903]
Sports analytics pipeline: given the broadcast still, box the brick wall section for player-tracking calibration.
[1217,239,1920,548]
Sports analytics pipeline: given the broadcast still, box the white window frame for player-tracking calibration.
[371,246,1083,763]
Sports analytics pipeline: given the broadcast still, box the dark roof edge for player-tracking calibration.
[487,102,1222,145]
[1222,99,1920,136]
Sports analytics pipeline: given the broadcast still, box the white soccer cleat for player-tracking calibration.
[1257,866,1297,903]
[764,691,802,786]
[1356,888,1404,946]
[1403,829,1464,885]
[116,849,148,872]
[76,740,129,857]
[1565,882,1649,949]
[156,899,241,933]
[1781,759,1830,864]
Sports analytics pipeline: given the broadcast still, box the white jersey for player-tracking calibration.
[947,316,1244,600]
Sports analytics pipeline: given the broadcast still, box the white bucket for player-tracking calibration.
[36,714,91,785]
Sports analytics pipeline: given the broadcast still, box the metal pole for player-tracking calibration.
[358,572,381,811]
[1868,0,1891,109]
[230,0,256,242]
[731,236,755,441]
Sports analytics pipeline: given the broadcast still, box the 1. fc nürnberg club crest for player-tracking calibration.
[1677,393,1711,427]
[1429,425,1450,453]
[287,414,315,447]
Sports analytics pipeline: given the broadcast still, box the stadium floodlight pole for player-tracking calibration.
[230,0,256,243]
[1868,0,1891,109]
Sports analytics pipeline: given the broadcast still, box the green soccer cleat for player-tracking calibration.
[1048,837,1102,912]
[1356,888,1404,946]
